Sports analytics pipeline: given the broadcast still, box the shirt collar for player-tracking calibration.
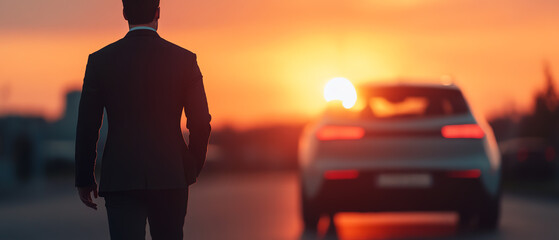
[129,26,157,32]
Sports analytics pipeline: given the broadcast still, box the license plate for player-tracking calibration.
[377,173,432,188]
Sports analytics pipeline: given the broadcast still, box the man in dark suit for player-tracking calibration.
[75,0,211,239]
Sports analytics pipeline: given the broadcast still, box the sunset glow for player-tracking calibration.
[1,0,559,128]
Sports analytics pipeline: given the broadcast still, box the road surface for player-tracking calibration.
[0,171,558,240]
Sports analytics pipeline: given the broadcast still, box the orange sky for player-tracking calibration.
[1,0,559,129]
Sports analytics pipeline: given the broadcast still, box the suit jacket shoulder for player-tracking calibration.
[88,32,198,64]
[159,37,196,57]
[89,37,125,58]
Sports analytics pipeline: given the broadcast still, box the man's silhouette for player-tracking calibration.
[75,0,211,239]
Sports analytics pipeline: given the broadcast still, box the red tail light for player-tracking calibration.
[324,170,359,180]
[517,148,529,162]
[546,147,555,162]
[447,169,481,178]
[441,124,485,139]
[316,126,365,141]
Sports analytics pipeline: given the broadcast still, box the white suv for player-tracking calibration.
[298,82,501,231]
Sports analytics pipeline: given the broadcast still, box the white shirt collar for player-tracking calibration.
[129,26,157,32]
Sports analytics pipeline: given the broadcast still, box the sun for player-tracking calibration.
[323,77,357,109]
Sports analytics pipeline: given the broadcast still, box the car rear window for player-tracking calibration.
[325,86,469,120]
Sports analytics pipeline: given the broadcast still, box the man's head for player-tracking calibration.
[122,0,160,25]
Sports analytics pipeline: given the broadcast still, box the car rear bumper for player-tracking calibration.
[307,170,492,214]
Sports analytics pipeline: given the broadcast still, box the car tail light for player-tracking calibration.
[316,126,365,141]
[517,148,529,162]
[324,170,359,180]
[441,124,485,139]
[446,169,481,178]
[546,147,555,162]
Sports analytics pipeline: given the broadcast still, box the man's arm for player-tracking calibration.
[75,54,104,209]
[184,54,211,177]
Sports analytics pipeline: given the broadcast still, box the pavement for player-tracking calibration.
[1,171,559,240]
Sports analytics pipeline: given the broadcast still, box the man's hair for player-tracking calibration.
[122,0,160,25]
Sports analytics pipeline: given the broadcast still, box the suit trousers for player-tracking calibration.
[103,188,188,240]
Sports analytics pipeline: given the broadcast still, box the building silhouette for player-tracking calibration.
[0,90,107,191]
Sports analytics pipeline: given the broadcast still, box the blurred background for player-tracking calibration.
[2,0,559,239]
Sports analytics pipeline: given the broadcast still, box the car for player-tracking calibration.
[500,137,556,179]
[298,81,502,231]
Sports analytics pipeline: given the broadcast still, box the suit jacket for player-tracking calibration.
[75,29,211,194]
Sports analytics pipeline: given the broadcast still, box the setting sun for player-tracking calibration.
[324,77,358,109]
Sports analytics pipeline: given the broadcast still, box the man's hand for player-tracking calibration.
[78,184,99,210]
